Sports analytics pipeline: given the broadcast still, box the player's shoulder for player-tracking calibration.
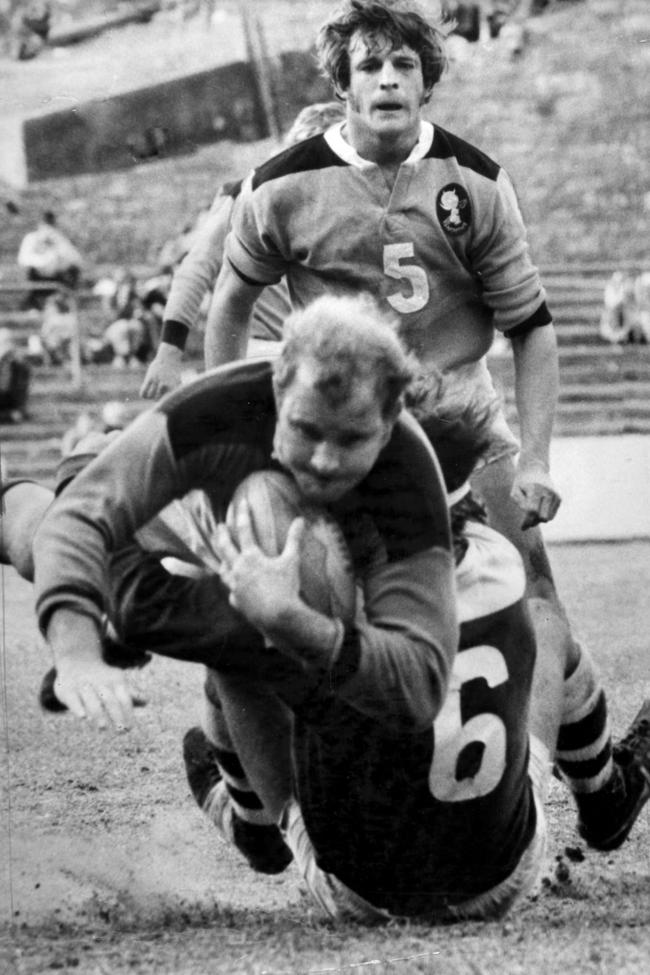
[353,411,451,561]
[426,124,501,183]
[251,133,347,191]
[158,359,276,457]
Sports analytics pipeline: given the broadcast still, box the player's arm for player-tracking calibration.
[141,194,236,399]
[473,170,561,527]
[214,500,457,733]
[205,172,288,368]
[32,411,198,729]
[510,322,561,528]
[46,608,134,730]
[204,259,263,368]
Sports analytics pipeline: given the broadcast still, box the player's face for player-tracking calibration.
[273,361,394,505]
[343,33,425,156]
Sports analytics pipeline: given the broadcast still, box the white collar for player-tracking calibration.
[324,120,434,169]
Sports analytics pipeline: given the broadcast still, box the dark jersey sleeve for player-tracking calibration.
[33,360,276,634]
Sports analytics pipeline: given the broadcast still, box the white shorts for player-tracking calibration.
[281,734,551,924]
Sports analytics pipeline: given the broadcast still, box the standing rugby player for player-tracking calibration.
[201,0,611,776]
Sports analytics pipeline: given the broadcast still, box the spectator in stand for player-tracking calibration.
[17,211,83,310]
[10,0,51,60]
[633,271,650,343]
[39,290,78,366]
[102,311,150,370]
[599,270,648,345]
[0,327,30,423]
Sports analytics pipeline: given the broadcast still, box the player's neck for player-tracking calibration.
[343,118,420,187]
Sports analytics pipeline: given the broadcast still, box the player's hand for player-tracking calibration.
[510,458,561,529]
[53,656,135,731]
[46,609,134,731]
[140,343,184,400]
[214,501,305,631]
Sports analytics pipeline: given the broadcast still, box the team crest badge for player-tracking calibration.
[436,183,471,235]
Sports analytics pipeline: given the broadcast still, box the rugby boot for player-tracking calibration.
[182,725,293,875]
[577,699,650,851]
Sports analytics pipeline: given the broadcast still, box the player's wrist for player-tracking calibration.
[264,602,343,667]
[160,320,189,350]
[47,607,103,664]
[517,449,550,473]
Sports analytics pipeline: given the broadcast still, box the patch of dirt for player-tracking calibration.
[2,543,650,973]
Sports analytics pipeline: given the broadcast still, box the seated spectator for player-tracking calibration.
[90,268,160,366]
[39,291,78,365]
[600,270,647,345]
[0,328,30,423]
[93,268,140,322]
[103,312,150,369]
[10,0,51,60]
[18,211,83,310]
[634,271,650,342]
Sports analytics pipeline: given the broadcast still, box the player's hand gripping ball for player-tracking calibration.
[226,470,356,625]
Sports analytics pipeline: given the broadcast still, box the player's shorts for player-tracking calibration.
[408,357,519,472]
[280,734,551,924]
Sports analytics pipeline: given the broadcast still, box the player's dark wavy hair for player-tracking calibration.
[273,293,415,419]
[316,0,448,101]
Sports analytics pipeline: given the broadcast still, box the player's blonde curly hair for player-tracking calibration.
[273,292,416,419]
[316,0,448,102]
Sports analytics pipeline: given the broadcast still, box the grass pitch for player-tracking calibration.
[1,540,649,974]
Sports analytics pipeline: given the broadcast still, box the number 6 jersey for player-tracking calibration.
[293,520,538,918]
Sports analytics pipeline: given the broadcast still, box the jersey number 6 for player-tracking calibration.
[384,242,429,313]
[429,644,508,802]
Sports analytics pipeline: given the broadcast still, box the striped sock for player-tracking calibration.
[202,685,277,827]
[555,646,614,796]
[211,744,276,827]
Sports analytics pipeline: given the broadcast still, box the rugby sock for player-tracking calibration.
[209,742,276,827]
[555,646,614,797]
[202,695,276,827]
[182,725,292,873]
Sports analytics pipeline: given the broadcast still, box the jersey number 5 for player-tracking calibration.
[429,645,508,802]
[383,242,429,313]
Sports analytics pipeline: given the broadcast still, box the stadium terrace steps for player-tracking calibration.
[2,265,649,484]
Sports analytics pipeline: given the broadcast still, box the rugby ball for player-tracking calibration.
[226,470,356,624]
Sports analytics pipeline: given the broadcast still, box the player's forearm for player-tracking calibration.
[511,324,559,468]
[262,600,344,670]
[163,251,221,341]
[205,294,252,367]
[334,549,458,732]
[162,195,234,343]
[205,298,253,366]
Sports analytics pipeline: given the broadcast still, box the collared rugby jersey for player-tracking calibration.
[32,358,457,730]
[225,121,551,371]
